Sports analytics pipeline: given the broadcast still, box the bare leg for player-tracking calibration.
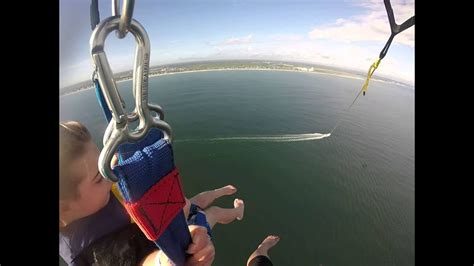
[190,185,237,209]
[205,198,245,229]
[246,235,280,266]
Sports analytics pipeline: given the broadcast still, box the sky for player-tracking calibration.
[60,0,414,89]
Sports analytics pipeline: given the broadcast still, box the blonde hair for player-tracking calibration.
[59,121,92,200]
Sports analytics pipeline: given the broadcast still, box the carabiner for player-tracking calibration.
[90,16,172,182]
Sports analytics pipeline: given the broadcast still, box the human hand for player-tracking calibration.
[157,225,215,266]
[185,225,215,266]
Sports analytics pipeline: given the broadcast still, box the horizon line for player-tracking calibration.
[60,59,414,90]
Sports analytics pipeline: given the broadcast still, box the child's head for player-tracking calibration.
[60,121,112,227]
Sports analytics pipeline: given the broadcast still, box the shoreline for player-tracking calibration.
[60,68,410,97]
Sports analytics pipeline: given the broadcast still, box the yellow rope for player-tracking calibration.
[361,57,381,95]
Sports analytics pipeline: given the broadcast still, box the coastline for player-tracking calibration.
[60,68,409,97]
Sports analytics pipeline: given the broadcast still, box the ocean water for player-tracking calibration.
[60,70,414,266]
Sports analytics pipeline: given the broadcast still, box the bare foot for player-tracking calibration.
[257,235,280,253]
[214,185,237,197]
[234,198,245,220]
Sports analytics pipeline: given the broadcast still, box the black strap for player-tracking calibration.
[379,0,415,59]
[90,0,100,30]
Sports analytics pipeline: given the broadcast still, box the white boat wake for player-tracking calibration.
[176,132,331,143]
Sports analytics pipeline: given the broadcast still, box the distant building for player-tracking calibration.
[296,67,308,72]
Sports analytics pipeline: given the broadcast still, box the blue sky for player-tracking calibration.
[60,0,414,88]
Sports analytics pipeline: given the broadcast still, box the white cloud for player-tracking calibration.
[308,0,414,47]
[270,34,303,42]
[210,34,257,58]
[60,59,94,88]
[220,34,253,46]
